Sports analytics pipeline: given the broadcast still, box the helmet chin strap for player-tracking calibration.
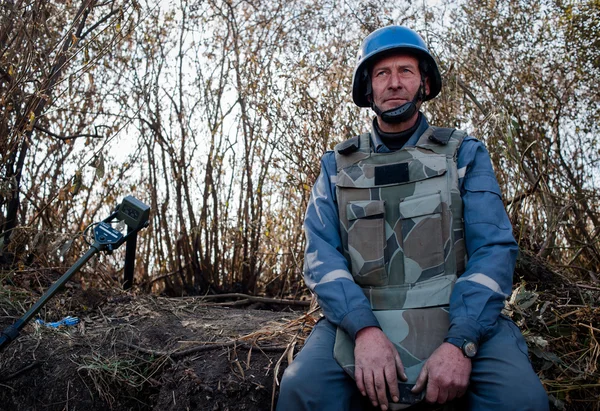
[370,75,426,125]
[372,99,417,124]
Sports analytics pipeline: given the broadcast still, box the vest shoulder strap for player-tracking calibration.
[416,127,467,158]
[335,136,360,155]
[334,132,372,155]
[430,127,456,145]
[334,133,372,172]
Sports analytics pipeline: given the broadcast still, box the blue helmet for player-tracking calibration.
[352,25,442,107]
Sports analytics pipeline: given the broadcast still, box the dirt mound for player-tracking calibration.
[0,291,314,411]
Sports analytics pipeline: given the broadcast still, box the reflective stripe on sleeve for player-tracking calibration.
[309,173,330,225]
[456,272,507,297]
[305,269,353,290]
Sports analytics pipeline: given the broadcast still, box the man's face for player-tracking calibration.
[369,54,429,112]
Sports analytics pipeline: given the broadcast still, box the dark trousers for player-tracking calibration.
[277,316,549,410]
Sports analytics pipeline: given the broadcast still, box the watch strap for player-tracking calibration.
[444,337,464,350]
[444,337,477,358]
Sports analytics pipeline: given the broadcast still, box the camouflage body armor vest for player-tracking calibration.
[332,126,467,402]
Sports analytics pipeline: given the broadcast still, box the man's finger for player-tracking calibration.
[384,364,400,403]
[355,368,366,397]
[411,364,428,394]
[446,387,459,403]
[425,380,439,404]
[394,351,407,382]
[364,370,378,407]
[436,387,449,404]
[374,370,388,410]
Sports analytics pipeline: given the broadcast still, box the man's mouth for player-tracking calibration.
[385,97,407,104]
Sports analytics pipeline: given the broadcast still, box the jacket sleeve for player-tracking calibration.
[304,151,380,339]
[445,137,518,345]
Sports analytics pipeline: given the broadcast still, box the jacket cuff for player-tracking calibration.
[445,317,483,345]
[340,307,381,341]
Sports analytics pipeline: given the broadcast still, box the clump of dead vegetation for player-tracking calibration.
[76,352,168,407]
[508,251,600,411]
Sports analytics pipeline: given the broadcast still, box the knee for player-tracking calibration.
[277,361,316,407]
[526,383,550,411]
[279,361,303,396]
[504,379,549,411]
[469,365,550,411]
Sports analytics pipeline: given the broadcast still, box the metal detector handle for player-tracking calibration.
[123,222,149,290]
[0,322,22,351]
[0,246,100,352]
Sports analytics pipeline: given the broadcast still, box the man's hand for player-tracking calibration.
[411,342,471,404]
[354,327,407,410]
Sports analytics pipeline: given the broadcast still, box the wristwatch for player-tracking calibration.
[445,338,478,358]
[461,340,478,358]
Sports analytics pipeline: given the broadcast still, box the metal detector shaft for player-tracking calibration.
[0,244,100,352]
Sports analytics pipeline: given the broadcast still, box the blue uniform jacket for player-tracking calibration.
[303,114,518,346]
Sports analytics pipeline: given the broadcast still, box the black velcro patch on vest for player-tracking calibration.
[374,163,409,185]
[337,136,360,155]
[429,128,454,145]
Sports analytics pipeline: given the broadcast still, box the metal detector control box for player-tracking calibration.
[117,195,150,230]
[94,222,124,247]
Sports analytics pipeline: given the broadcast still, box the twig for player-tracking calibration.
[545,383,600,394]
[270,316,311,411]
[271,335,299,411]
[456,77,488,116]
[121,340,287,359]
[179,293,311,307]
[575,283,600,292]
[172,341,287,358]
[0,361,41,382]
[138,268,182,287]
[545,308,581,326]
[206,299,251,306]
[568,226,600,266]
[578,323,600,333]
[66,379,70,411]
[33,125,102,141]
[505,169,543,207]
[556,304,588,308]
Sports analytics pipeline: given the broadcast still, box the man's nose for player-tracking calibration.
[388,73,403,89]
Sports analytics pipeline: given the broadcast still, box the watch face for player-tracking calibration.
[463,341,478,358]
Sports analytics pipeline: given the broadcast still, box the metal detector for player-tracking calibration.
[0,195,150,352]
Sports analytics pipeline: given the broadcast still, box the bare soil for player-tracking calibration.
[0,287,313,411]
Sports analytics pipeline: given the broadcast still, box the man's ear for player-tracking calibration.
[425,76,431,97]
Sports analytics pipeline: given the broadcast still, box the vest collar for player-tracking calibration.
[370,113,430,153]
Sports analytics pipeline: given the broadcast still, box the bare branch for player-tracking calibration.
[34,125,103,141]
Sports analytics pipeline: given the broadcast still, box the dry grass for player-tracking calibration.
[505,281,600,411]
[75,352,167,406]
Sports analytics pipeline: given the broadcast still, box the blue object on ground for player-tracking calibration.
[35,316,80,328]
